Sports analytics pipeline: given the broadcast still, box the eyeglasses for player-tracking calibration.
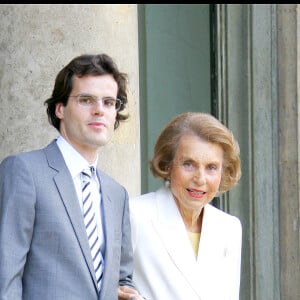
[69,94,122,111]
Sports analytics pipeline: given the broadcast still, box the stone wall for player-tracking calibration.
[0,4,140,196]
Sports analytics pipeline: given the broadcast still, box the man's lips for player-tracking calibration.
[88,121,106,128]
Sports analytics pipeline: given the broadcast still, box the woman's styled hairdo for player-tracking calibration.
[150,112,241,193]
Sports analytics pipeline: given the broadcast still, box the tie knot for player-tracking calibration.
[82,166,94,179]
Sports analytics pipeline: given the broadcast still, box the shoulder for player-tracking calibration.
[129,191,157,218]
[1,141,64,175]
[0,147,52,190]
[2,140,58,162]
[0,147,46,170]
[203,204,242,246]
[130,185,166,205]
[129,185,171,216]
[129,190,156,211]
[205,203,242,229]
[97,169,123,188]
[97,169,129,202]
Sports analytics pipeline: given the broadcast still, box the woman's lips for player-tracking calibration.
[187,188,205,198]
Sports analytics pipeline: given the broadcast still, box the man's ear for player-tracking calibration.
[55,103,64,120]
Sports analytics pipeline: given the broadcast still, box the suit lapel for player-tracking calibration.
[196,205,228,300]
[95,170,114,257]
[94,170,114,297]
[44,141,98,289]
[152,187,203,297]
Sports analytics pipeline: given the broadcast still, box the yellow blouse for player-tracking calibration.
[188,231,200,257]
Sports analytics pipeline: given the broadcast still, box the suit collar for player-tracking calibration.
[56,135,99,177]
[44,139,64,171]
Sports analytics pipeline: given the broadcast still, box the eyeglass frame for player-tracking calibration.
[69,93,123,111]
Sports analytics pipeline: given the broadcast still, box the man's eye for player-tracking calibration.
[79,96,93,105]
[103,98,116,107]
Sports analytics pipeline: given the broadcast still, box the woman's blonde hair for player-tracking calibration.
[150,112,241,193]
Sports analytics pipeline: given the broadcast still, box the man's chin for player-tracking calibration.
[95,137,111,147]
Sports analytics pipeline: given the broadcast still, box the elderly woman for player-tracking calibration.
[130,112,242,300]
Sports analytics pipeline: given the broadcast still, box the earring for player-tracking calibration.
[164,180,170,188]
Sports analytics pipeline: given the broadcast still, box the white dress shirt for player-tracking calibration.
[56,135,105,249]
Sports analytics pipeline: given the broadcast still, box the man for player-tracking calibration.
[0,54,143,300]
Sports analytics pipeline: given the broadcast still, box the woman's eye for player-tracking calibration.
[208,164,217,170]
[182,161,195,171]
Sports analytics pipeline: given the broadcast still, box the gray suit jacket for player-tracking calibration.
[0,140,135,300]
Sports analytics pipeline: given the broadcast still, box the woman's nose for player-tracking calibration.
[193,168,205,184]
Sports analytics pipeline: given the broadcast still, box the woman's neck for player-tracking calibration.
[175,199,204,233]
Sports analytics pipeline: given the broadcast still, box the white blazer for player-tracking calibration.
[129,186,242,300]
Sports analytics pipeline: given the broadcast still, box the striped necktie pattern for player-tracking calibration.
[81,167,103,290]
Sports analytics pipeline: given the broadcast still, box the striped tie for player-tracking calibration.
[81,167,103,290]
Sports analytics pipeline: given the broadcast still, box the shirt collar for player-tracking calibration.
[56,135,98,179]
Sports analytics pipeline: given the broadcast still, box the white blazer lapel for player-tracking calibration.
[196,204,229,300]
[152,187,203,297]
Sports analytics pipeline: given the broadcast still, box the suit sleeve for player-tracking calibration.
[118,188,136,289]
[0,155,36,299]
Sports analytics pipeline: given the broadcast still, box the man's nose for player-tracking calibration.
[92,99,105,114]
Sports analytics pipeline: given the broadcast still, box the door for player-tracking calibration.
[138,4,211,193]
